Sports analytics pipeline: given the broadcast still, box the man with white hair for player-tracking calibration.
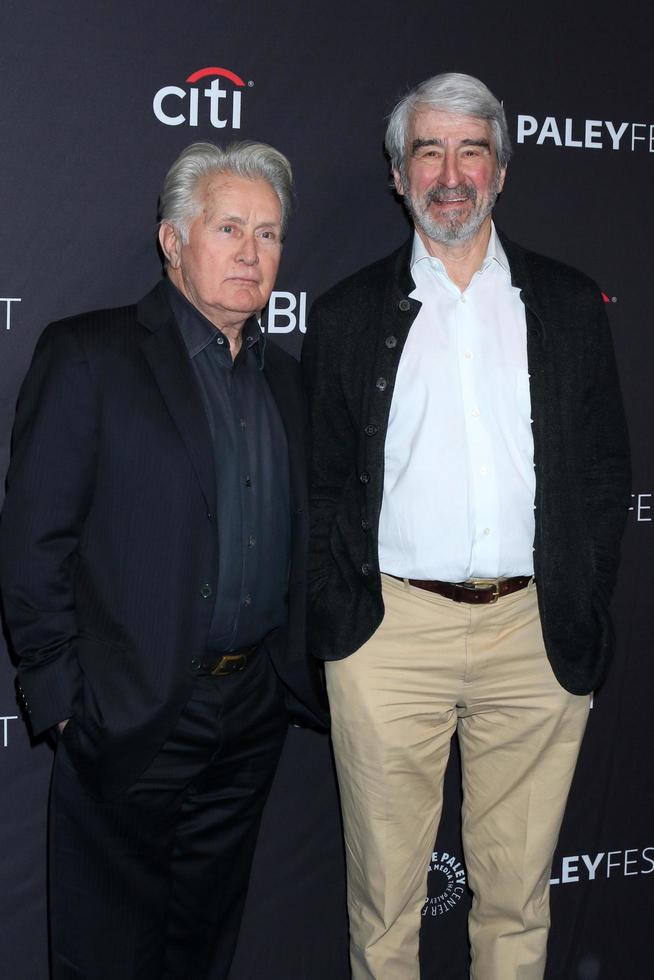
[0,140,326,980]
[302,73,630,978]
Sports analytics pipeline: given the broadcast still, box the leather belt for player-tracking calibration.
[388,575,531,604]
[195,644,259,676]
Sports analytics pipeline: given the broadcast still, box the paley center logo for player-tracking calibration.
[550,845,654,885]
[422,850,467,917]
[515,114,654,152]
[153,66,251,129]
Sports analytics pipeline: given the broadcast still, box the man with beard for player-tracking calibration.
[302,73,630,979]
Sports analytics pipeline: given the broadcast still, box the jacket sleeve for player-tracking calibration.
[581,294,631,606]
[301,300,357,595]
[0,322,98,735]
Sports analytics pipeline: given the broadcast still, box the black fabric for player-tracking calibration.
[0,280,327,802]
[301,234,631,695]
[165,281,292,652]
[49,652,287,980]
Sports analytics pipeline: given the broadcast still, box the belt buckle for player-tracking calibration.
[211,653,247,676]
[467,578,501,604]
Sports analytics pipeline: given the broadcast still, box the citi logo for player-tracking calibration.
[153,67,250,129]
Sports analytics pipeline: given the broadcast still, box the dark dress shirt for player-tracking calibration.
[165,280,291,652]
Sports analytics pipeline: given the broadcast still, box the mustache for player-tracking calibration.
[426,183,477,205]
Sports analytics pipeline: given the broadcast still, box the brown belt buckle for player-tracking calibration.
[466,578,501,603]
[211,653,248,676]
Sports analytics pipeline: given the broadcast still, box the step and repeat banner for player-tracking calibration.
[1,2,652,978]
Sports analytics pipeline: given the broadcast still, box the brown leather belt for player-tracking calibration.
[194,644,259,676]
[388,575,531,604]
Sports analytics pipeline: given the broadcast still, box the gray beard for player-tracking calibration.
[402,171,501,245]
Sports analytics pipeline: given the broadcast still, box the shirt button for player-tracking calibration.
[398,299,411,312]
[472,408,480,418]
[216,336,225,345]
[464,351,472,359]
[200,583,212,598]
[240,418,248,428]
[385,335,397,349]
[191,657,202,670]
[480,466,488,476]
[483,528,491,536]
[243,594,252,607]
[364,423,378,436]
[244,476,252,487]
[375,377,387,391]
[359,471,371,484]
[460,295,466,303]
[248,535,256,547]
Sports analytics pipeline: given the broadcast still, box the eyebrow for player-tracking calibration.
[411,137,492,153]
[208,213,281,229]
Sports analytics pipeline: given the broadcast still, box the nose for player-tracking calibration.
[236,234,259,265]
[439,150,463,188]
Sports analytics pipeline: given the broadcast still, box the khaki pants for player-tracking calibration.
[326,575,590,980]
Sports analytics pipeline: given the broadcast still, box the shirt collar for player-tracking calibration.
[410,221,511,280]
[164,278,266,367]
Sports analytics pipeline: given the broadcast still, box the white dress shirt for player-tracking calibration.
[378,225,535,580]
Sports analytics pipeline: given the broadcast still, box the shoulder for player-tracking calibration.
[36,301,141,363]
[502,236,603,305]
[310,243,408,322]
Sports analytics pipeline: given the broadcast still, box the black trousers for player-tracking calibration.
[49,651,287,980]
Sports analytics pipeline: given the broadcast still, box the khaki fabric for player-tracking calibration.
[326,575,590,980]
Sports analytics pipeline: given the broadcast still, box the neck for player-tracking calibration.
[167,269,246,357]
[416,218,492,291]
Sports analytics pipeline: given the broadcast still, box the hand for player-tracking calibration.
[56,719,70,734]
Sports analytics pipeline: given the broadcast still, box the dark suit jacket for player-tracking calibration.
[0,282,326,798]
[301,235,631,695]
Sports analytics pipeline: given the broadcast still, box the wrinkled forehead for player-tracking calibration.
[195,171,280,220]
[408,107,495,153]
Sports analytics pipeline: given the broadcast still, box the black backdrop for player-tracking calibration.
[1,2,652,978]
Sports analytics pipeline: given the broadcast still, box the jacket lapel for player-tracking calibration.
[137,283,216,515]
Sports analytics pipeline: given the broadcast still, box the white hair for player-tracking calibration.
[385,72,512,172]
[158,140,293,242]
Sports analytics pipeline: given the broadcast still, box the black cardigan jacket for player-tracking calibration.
[301,235,631,694]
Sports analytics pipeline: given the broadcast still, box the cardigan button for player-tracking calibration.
[385,335,397,349]
[359,471,370,484]
[375,377,387,391]
[364,423,378,436]
[398,299,411,311]
[361,563,371,576]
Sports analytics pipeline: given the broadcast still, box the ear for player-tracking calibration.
[158,222,183,269]
[392,169,405,197]
[497,166,507,194]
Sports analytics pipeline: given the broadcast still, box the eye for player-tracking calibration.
[258,229,278,241]
[219,224,233,233]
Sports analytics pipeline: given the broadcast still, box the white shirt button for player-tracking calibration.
[464,351,472,360]
[472,408,480,418]
[480,466,488,476]
[483,527,491,535]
